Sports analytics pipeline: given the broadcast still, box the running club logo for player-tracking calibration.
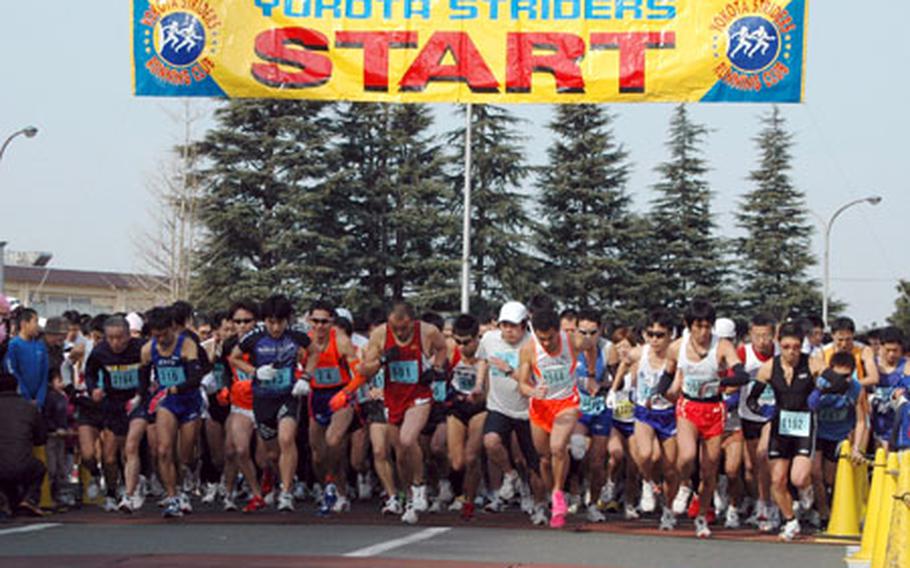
[138,1,221,87]
[710,2,797,93]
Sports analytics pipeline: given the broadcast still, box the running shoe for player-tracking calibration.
[437,480,454,505]
[401,502,418,525]
[724,506,741,529]
[382,495,403,515]
[411,484,429,513]
[201,482,219,504]
[484,495,504,513]
[103,497,118,512]
[162,497,183,518]
[531,503,548,526]
[332,495,351,513]
[672,485,692,516]
[624,503,640,520]
[498,471,520,501]
[117,495,133,514]
[448,496,465,512]
[292,480,308,502]
[277,491,295,512]
[586,503,606,523]
[640,481,657,514]
[695,514,712,538]
[357,473,373,501]
[86,477,101,501]
[461,501,475,521]
[242,494,266,513]
[779,518,800,542]
[659,506,677,531]
[178,493,193,514]
[320,483,338,515]
[550,490,567,529]
[223,495,238,512]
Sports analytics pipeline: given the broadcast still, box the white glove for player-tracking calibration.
[201,372,218,394]
[256,365,278,382]
[605,390,617,410]
[292,379,311,398]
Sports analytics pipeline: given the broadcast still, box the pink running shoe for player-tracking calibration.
[550,490,567,528]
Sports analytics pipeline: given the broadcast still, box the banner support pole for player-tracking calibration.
[460,103,472,314]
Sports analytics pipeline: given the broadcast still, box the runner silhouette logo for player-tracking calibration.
[726,17,780,73]
[156,12,206,67]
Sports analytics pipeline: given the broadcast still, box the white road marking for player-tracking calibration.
[0,523,61,537]
[344,527,451,557]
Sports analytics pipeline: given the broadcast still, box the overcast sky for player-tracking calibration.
[0,2,906,327]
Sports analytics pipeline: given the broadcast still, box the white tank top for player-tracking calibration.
[677,334,722,401]
[533,332,576,401]
[636,343,672,411]
[738,343,778,422]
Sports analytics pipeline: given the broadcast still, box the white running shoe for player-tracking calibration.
[640,481,657,514]
[530,503,548,526]
[401,502,418,525]
[116,495,133,513]
[659,506,677,531]
[201,482,219,504]
[148,475,165,498]
[437,480,454,504]
[332,495,351,513]
[357,474,373,501]
[724,506,741,529]
[484,495,504,513]
[568,493,581,515]
[624,503,640,520]
[411,485,429,512]
[713,476,729,515]
[520,493,534,515]
[382,495,403,515]
[292,480,308,502]
[448,496,465,512]
[223,495,238,512]
[695,515,712,538]
[498,471,519,501]
[586,504,606,523]
[102,496,118,512]
[129,493,145,511]
[310,483,324,505]
[277,491,295,512]
[600,479,617,505]
[797,486,814,514]
[178,493,193,514]
[672,485,692,516]
[779,518,800,542]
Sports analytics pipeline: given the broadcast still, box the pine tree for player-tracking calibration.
[735,107,820,320]
[648,105,728,314]
[330,103,457,312]
[447,104,538,311]
[887,280,910,338]
[535,104,636,321]
[190,100,339,309]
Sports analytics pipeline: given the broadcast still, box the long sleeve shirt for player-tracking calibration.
[3,336,49,408]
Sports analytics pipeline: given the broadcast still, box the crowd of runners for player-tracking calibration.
[3,293,910,542]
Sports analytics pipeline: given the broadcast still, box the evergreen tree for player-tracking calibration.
[535,104,636,321]
[190,100,338,309]
[447,104,537,310]
[887,280,910,338]
[331,103,457,312]
[735,107,820,320]
[648,105,728,314]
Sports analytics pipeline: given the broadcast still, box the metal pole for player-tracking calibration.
[0,127,38,165]
[0,241,6,297]
[460,103,473,314]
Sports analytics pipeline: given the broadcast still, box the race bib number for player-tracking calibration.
[579,390,605,415]
[541,365,573,392]
[260,367,293,391]
[778,410,811,437]
[683,375,718,400]
[388,360,419,384]
[453,368,477,394]
[372,370,386,390]
[109,368,140,390]
[432,380,448,402]
[157,366,186,388]
[818,406,849,423]
[613,393,634,421]
[314,367,342,387]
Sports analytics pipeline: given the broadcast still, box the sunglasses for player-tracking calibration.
[577,329,599,337]
[645,330,667,339]
[233,318,254,325]
[310,318,332,325]
[453,336,476,346]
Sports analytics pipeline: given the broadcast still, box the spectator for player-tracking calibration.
[43,316,68,384]
[0,294,11,364]
[44,373,70,505]
[0,371,48,517]
[3,308,49,408]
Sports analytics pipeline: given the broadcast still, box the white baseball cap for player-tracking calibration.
[498,301,528,324]
[126,312,144,332]
[714,317,736,339]
[335,307,353,324]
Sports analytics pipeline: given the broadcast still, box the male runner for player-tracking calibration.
[85,316,149,512]
[200,311,232,504]
[360,301,448,524]
[871,327,910,450]
[656,299,751,538]
[230,295,313,512]
[819,317,879,387]
[517,309,580,529]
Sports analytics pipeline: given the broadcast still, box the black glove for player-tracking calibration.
[818,369,850,395]
[419,367,447,386]
[654,370,675,398]
[380,346,401,366]
[720,363,750,388]
[746,381,767,417]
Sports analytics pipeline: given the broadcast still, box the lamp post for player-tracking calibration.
[0,126,38,164]
[820,196,883,328]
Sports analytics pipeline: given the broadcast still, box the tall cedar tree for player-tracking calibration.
[735,107,820,320]
[649,105,728,314]
[191,100,339,308]
[331,103,457,312]
[888,280,910,338]
[535,105,636,321]
[447,105,538,313]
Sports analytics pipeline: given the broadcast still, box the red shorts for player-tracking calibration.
[676,398,726,440]
[384,383,432,426]
[529,394,580,433]
[231,380,253,411]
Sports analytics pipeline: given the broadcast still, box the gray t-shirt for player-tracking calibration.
[477,329,530,419]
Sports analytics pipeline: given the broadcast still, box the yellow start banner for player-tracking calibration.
[132,0,807,103]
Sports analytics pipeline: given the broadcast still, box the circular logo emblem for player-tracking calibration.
[726,16,780,73]
[155,12,206,67]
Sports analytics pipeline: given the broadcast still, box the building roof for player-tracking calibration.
[4,265,165,291]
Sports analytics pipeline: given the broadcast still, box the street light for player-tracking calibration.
[0,126,39,164]
[821,195,883,328]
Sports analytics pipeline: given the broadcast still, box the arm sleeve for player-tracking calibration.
[175,357,203,395]
[720,363,750,387]
[84,352,102,392]
[745,381,767,416]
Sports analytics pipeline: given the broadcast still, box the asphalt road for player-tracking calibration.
[0,504,851,568]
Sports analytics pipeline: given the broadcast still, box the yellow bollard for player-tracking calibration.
[871,452,900,568]
[31,446,53,509]
[855,455,871,520]
[828,440,861,538]
[849,448,887,563]
[884,451,910,568]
